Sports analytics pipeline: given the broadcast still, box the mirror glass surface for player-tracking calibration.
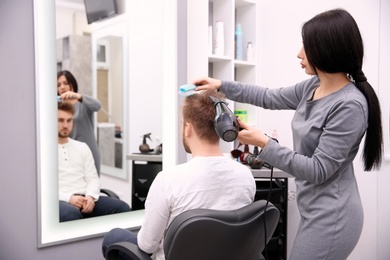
[55,0,129,220]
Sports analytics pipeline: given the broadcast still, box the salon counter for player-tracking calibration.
[126,153,162,162]
[250,167,293,179]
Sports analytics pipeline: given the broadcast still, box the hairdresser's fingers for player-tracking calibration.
[62,91,78,100]
[237,123,266,148]
[193,77,221,91]
[191,77,208,86]
[237,118,249,130]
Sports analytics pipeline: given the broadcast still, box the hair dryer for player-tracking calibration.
[209,96,239,142]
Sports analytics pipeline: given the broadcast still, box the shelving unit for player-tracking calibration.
[187,0,259,153]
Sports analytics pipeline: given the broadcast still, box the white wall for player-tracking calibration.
[55,1,88,39]
[377,0,390,259]
[258,0,389,259]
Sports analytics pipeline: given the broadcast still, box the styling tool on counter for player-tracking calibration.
[139,133,154,153]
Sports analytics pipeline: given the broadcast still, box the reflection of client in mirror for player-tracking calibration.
[57,70,101,174]
[58,102,131,222]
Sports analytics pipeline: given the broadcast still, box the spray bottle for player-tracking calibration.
[139,133,153,153]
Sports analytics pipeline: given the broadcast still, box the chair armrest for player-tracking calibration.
[100,188,120,199]
[106,241,152,260]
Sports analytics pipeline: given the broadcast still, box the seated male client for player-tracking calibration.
[102,90,256,259]
[58,101,131,222]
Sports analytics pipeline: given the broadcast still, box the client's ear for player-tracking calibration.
[184,122,193,137]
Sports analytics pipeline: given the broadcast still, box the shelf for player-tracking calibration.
[208,54,232,63]
[234,60,255,67]
[235,0,257,8]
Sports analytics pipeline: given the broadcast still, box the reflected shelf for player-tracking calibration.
[208,54,232,63]
[234,60,256,67]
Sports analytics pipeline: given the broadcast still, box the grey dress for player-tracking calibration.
[70,95,102,174]
[221,76,365,260]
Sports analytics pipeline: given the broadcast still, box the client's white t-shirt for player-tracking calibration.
[137,155,256,260]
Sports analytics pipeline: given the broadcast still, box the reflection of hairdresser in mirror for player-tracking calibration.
[57,70,101,174]
[58,102,130,222]
[194,9,383,260]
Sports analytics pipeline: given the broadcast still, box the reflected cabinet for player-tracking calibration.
[127,154,163,210]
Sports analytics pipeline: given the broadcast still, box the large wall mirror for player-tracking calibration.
[36,0,178,247]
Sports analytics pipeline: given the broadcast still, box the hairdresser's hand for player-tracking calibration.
[237,118,270,148]
[192,77,222,91]
[60,91,82,101]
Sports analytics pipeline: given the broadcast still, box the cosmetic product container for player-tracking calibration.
[235,24,243,60]
[246,42,253,62]
[214,20,224,56]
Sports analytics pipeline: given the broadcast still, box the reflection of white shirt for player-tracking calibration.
[137,156,256,260]
[58,138,100,202]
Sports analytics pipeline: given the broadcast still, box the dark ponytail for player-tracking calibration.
[351,71,383,171]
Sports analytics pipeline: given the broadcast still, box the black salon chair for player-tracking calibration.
[106,199,280,260]
[100,188,119,199]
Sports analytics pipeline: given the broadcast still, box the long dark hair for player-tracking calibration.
[302,8,382,171]
[57,70,79,93]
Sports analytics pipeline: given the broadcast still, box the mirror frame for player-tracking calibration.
[35,0,145,247]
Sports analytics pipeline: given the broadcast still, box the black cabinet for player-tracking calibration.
[128,154,163,210]
[252,170,290,260]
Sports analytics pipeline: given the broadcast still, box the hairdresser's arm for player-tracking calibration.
[79,94,101,112]
[219,78,318,110]
[258,99,367,184]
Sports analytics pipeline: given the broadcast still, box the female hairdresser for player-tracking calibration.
[57,70,102,174]
[194,9,383,260]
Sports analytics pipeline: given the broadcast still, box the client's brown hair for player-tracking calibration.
[58,101,75,115]
[182,90,225,144]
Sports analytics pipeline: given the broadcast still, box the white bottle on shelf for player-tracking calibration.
[214,20,224,56]
[208,25,213,54]
[246,41,254,62]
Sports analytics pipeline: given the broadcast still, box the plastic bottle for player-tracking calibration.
[214,20,224,56]
[246,42,253,62]
[208,25,213,54]
[235,24,243,60]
